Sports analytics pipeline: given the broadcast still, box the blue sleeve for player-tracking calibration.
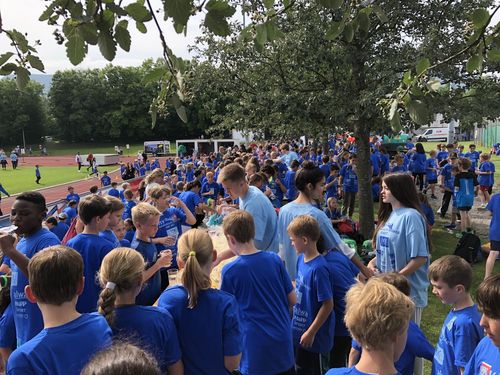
[220,266,235,296]
[222,297,243,356]
[193,193,201,206]
[405,214,429,259]
[7,351,36,375]
[408,325,434,360]
[453,319,482,367]
[315,265,333,303]
[0,305,16,349]
[174,208,187,225]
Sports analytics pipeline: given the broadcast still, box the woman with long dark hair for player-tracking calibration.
[278,161,372,280]
[410,143,427,191]
[369,173,430,326]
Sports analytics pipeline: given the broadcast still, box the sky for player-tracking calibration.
[0,0,204,73]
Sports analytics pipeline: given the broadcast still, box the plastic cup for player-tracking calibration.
[168,269,179,287]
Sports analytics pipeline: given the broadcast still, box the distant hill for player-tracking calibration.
[31,74,53,94]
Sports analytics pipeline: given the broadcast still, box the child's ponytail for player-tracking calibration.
[178,229,213,309]
[98,248,144,326]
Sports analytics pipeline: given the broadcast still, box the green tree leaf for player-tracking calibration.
[39,1,59,21]
[488,48,500,62]
[471,8,489,29]
[124,3,152,22]
[26,55,45,72]
[325,20,345,40]
[10,30,30,54]
[426,77,441,92]
[15,66,31,91]
[357,12,371,33]
[390,110,401,131]
[0,53,14,67]
[0,63,17,76]
[371,5,388,23]
[176,105,188,123]
[256,24,268,46]
[79,23,99,45]
[65,28,87,65]
[407,99,429,125]
[143,66,167,83]
[389,98,398,120]
[318,0,342,9]
[343,23,354,42]
[115,20,131,52]
[106,3,128,16]
[164,0,192,30]
[416,58,430,75]
[98,31,117,61]
[136,21,147,33]
[466,54,482,73]
[205,13,231,36]
[263,0,274,10]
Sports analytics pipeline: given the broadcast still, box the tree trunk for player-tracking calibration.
[354,124,375,239]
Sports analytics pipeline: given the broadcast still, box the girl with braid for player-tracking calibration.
[97,248,183,375]
[157,229,243,375]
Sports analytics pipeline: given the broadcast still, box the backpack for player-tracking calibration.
[454,232,481,264]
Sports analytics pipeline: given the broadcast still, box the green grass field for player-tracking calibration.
[34,142,176,157]
[0,166,95,195]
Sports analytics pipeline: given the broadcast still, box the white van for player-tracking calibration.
[417,128,450,142]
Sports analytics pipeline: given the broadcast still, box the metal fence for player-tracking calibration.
[475,121,500,147]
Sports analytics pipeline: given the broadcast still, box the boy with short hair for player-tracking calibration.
[339,154,358,218]
[0,192,60,347]
[131,203,172,306]
[288,215,334,375]
[35,165,41,184]
[464,144,481,171]
[220,210,296,375]
[62,200,78,225]
[67,195,114,313]
[476,153,495,208]
[99,196,124,248]
[100,171,111,187]
[464,274,500,374]
[121,189,136,220]
[429,255,482,375]
[6,246,112,374]
[107,182,120,198]
[454,158,478,233]
[66,186,80,204]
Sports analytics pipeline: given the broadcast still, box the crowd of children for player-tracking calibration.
[0,136,498,374]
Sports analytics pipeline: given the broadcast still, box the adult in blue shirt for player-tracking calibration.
[217,163,279,253]
[0,192,60,347]
[278,161,371,280]
[410,143,427,192]
[369,173,430,326]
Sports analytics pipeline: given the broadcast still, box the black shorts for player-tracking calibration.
[427,179,437,184]
[491,240,500,251]
[458,206,472,212]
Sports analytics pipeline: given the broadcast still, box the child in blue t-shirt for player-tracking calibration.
[67,195,114,313]
[158,229,243,375]
[424,150,438,199]
[476,153,495,208]
[220,210,296,375]
[6,246,112,375]
[66,186,80,204]
[284,160,300,201]
[99,196,124,248]
[485,192,500,279]
[121,189,136,220]
[130,203,172,306]
[454,158,479,233]
[464,274,500,375]
[324,164,340,202]
[97,248,182,374]
[100,171,111,187]
[464,144,481,171]
[288,215,334,375]
[200,171,220,208]
[326,277,415,375]
[348,273,434,375]
[429,255,483,375]
[339,155,358,218]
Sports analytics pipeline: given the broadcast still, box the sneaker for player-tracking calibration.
[436,208,441,215]
[443,224,456,230]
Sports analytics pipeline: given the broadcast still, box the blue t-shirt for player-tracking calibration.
[380,153,390,175]
[179,190,201,216]
[113,305,181,372]
[158,286,242,375]
[201,181,220,201]
[478,161,495,187]
[278,202,349,279]
[220,251,294,375]
[370,153,380,176]
[352,321,434,375]
[107,188,120,198]
[432,305,482,375]
[372,183,380,201]
[0,305,16,350]
[421,203,435,226]
[292,254,334,353]
[99,229,120,248]
[11,228,60,347]
[437,151,449,164]
[49,222,69,241]
[327,367,401,375]
[155,207,186,268]
[320,163,331,179]
[66,193,80,203]
[67,233,113,313]
[62,206,77,225]
[125,229,135,243]
[454,171,478,208]
[7,313,111,375]
[239,186,279,253]
[119,238,130,247]
[267,177,284,208]
[410,153,426,173]
[130,238,161,306]
[340,164,358,193]
[122,200,136,220]
[324,208,342,221]
[100,175,111,186]
[325,175,339,200]
[375,208,430,307]
[284,170,298,200]
[487,194,500,241]
[465,151,481,170]
[464,336,500,375]
[440,163,454,190]
[324,250,358,337]
[425,157,438,181]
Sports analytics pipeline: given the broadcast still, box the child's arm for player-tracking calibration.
[224,354,241,373]
[300,298,333,348]
[167,361,183,375]
[143,251,172,282]
[170,196,196,225]
[0,235,29,277]
[399,256,427,277]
